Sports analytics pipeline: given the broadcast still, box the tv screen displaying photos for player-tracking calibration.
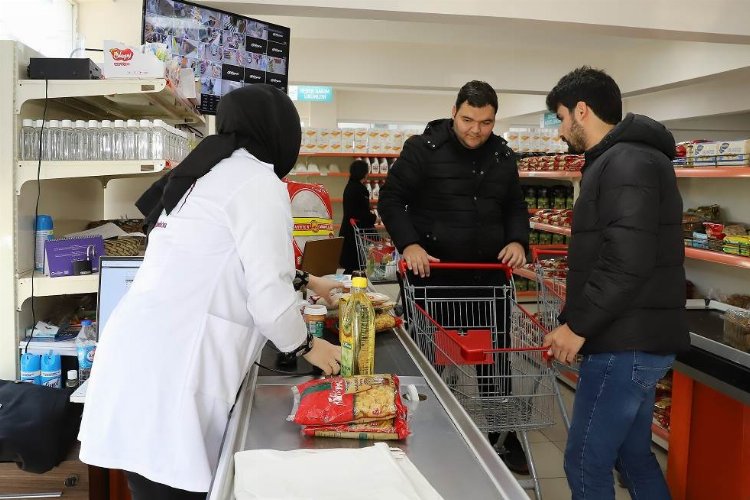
[142,0,290,115]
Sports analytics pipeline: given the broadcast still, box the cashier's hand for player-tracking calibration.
[497,242,526,269]
[403,244,440,278]
[543,323,585,364]
[303,337,342,376]
[307,275,342,306]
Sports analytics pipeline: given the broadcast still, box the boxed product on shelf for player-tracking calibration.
[301,127,318,154]
[716,139,750,166]
[329,129,343,153]
[341,129,355,153]
[316,128,332,154]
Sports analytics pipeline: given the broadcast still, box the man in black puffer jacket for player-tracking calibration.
[379,81,529,274]
[543,66,689,500]
[379,81,530,474]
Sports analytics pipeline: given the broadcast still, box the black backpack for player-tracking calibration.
[0,380,82,473]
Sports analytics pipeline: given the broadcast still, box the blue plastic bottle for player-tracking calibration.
[76,320,97,383]
[20,353,41,384]
[41,351,62,388]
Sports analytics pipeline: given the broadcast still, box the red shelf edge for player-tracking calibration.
[530,221,572,236]
[684,247,750,269]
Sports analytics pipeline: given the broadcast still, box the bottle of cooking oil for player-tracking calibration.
[339,276,375,376]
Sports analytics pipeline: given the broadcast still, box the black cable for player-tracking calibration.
[25,79,49,354]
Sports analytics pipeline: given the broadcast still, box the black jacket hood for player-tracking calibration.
[586,113,676,163]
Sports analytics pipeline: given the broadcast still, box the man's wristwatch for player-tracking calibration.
[291,331,315,358]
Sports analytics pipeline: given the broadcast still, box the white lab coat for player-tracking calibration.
[78,149,307,492]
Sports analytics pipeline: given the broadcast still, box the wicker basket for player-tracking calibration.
[104,237,144,256]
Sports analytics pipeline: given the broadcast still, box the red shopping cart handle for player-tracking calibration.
[530,245,568,262]
[349,217,359,228]
[398,260,512,279]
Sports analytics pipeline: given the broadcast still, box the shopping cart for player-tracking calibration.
[399,261,564,499]
[530,246,568,331]
[350,218,400,283]
[530,246,579,418]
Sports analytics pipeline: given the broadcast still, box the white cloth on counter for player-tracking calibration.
[234,443,443,500]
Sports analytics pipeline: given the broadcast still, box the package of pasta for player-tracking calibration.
[302,411,410,441]
[288,374,402,426]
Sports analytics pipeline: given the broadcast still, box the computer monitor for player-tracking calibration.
[96,256,144,341]
[142,0,291,114]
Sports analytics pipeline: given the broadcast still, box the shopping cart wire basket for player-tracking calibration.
[399,261,568,499]
[350,218,400,283]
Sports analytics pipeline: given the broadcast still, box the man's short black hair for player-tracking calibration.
[349,159,369,181]
[546,66,622,125]
[455,81,498,113]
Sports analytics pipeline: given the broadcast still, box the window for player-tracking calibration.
[0,0,76,58]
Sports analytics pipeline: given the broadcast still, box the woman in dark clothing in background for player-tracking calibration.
[339,159,376,274]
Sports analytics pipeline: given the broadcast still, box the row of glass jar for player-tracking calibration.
[19,119,190,163]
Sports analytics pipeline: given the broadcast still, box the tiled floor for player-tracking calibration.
[514,383,668,500]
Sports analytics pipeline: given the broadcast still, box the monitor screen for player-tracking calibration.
[96,257,144,341]
[142,0,290,114]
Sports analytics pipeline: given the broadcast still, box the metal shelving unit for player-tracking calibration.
[1,41,204,379]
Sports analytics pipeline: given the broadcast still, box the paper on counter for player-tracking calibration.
[234,442,442,500]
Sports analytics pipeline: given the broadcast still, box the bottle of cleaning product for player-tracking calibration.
[76,320,97,383]
[40,351,62,388]
[339,275,375,376]
[20,353,41,384]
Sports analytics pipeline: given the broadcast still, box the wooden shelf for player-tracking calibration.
[519,171,581,180]
[16,271,99,309]
[16,78,203,124]
[684,247,750,269]
[530,221,572,236]
[674,167,750,178]
[15,160,169,193]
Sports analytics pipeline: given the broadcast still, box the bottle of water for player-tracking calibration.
[47,120,60,160]
[33,120,44,161]
[100,120,113,160]
[73,120,87,161]
[60,120,73,161]
[20,119,34,160]
[151,119,165,160]
[87,120,100,161]
[124,119,138,160]
[113,120,125,160]
[137,119,152,160]
[76,319,97,383]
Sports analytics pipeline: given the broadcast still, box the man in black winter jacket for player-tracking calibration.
[379,81,531,474]
[379,81,529,274]
[543,66,689,500]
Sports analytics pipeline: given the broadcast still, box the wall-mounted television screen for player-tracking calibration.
[142,0,290,115]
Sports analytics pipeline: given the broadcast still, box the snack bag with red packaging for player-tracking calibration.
[288,374,403,426]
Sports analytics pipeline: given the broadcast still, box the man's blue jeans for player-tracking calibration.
[564,351,674,500]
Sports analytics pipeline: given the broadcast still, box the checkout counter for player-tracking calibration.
[208,324,528,499]
[666,299,750,499]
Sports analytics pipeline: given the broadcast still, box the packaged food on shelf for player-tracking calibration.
[723,308,750,351]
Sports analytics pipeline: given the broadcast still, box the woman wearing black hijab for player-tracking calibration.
[339,159,377,274]
[78,85,342,499]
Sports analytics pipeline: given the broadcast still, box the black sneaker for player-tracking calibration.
[499,432,530,475]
